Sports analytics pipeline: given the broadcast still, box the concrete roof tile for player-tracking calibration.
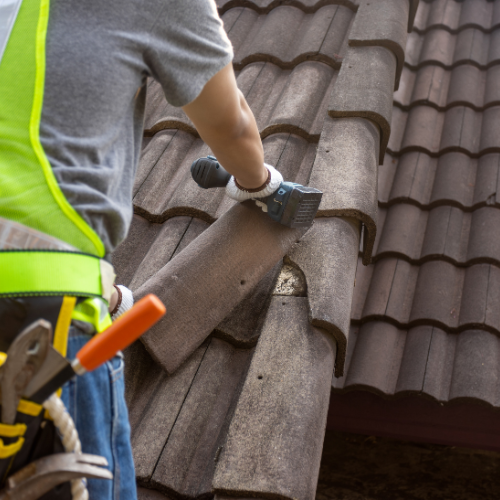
[213,296,336,500]
[224,5,354,70]
[344,321,406,395]
[288,217,360,376]
[448,330,500,405]
[311,116,379,263]
[125,340,208,482]
[151,339,253,497]
[348,0,409,89]
[134,201,305,374]
[329,46,396,162]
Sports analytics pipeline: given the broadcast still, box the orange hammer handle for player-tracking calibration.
[76,294,166,372]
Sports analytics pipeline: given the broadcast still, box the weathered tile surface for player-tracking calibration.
[111,0,500,498]
[339,0,500,411]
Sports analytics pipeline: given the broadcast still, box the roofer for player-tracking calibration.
[0,0,321,498]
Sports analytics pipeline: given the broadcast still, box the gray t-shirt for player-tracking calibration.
[41,0,233,254]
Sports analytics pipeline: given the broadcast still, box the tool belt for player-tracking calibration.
[0,296,73,499]
[0,248,115,498]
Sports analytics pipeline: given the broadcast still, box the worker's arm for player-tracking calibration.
[182,63,268,190]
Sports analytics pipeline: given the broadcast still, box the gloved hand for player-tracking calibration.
[109,284,134,321]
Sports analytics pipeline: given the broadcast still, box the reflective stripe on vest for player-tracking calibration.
[0,0,105,257]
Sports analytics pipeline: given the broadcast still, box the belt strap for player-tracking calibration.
[0,250,115,302]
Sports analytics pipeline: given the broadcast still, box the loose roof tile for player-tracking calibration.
[134,201,305,375]
[329,46,396,162]
[213,296,336,500]
[310,116,378,263]
[222,4,354,70]
[348,0,409,90]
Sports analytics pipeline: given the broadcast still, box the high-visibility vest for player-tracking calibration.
[0,0,114,308]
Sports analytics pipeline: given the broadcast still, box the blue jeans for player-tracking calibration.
[61,327,137,500]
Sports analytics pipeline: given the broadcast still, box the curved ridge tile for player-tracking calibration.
[288,217,361,377]
[224,5,354,70]
[213,296,336,500]
[348,0,410,90]
[216,0,360,15]
[329,46,396,163]
[311,117,379,264]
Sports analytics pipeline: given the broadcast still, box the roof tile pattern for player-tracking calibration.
[413,0,500,34]
[339,0,500,407]
[116,0,417,498]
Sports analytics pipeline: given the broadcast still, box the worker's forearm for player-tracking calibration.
[182,64,268,190]
[195,91,266,189]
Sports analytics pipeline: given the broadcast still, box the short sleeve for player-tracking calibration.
[145,0,234,107]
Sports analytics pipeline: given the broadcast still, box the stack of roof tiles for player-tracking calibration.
[112,1,418,498]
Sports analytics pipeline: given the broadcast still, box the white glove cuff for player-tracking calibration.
[111,284,134,321]
[225,164,283,202]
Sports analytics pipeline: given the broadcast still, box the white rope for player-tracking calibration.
[43,393,88,500]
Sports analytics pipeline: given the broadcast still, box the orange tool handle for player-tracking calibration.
[76,294,166,372]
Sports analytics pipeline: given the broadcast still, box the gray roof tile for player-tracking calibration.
[328,46,396,162]
[213,296,335,500]
[310,116,379,263]
[348,0,409,89]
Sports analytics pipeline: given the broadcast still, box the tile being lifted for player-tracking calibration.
[134,201,306,375]
[223,5,354,69]
[348,0,410,90]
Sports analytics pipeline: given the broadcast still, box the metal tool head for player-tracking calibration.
[0,320,52,424]
[0,452,112,500]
